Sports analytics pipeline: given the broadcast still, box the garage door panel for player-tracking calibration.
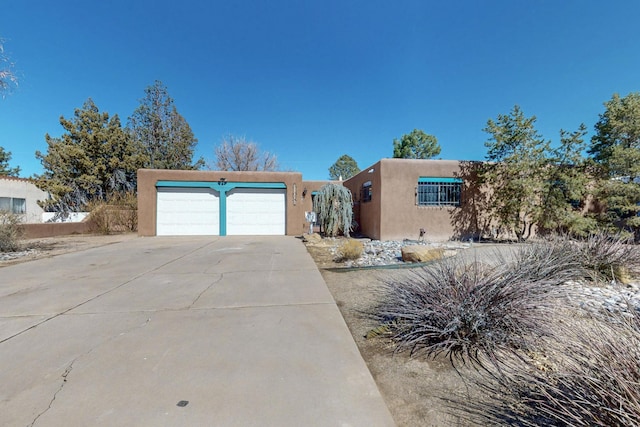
[226,188,285,235]
[157,187,220,236]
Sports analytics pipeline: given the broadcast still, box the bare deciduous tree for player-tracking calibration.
[213,135,279,171]
[0,39,18,95]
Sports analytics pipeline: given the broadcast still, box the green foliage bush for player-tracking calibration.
[0,210,23,252]
[335,239,363,262]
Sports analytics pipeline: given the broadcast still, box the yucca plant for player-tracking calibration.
[313,183,353,237]
[454,311,640,427]
[371,239,581,368]
[578,231,640,284]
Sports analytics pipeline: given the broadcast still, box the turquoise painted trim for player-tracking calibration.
[228,182,286,189]
[418,177,462,183]
[156,181,287,236]
[219,191,227,236]
[156,180,286,190]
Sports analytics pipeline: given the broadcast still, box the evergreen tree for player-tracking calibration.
[128,80,203,170]
[0,146,20,176]
[588,92,640,239]
[328,154,360,180]
[480,106,549,241]
[538,125,595,236]
[393,129,441,159]
[35,99,143,212]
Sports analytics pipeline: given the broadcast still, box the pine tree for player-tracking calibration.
[35,99,143,212]
[128,80,203,170]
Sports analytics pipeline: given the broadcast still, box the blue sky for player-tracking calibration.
[1,0,639,180]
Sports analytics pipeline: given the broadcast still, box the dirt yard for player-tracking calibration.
[0,233,137,268]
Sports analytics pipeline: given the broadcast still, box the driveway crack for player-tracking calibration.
[27,317,151,426]
[29,361,74,427]
[188,273,224,309]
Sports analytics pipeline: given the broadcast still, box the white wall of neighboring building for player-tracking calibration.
[0,177,49,223]
[41,212,89,223]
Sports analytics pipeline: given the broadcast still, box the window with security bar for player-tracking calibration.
[416,178,462,206]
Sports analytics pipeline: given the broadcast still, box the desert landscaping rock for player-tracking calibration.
[400,245,445,263]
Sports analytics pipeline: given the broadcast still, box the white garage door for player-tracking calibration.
[156,187,220,236]
[226,188,286,235]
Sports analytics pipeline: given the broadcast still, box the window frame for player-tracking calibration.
[416,177,462,207]
[0,197,27,214]
[362,181,372,203]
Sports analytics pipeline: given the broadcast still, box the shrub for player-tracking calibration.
[578,231,640,284]
[372,239,581,367]
[0,210,23,252]
[335,239,363,262]
[312,183,353,237]
[87,191,137,234]
[455,311,640,426]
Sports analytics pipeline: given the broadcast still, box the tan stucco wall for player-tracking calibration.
[344,162,382,239]
[345,159,478,241]
[137,169,306,236]
[21,222,91,238]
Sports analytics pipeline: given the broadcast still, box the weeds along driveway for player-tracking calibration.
[0,236,394,427]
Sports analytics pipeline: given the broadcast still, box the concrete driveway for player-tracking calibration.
[0,236,394,426]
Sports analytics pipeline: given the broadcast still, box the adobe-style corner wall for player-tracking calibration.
[343,162,382,240]
[346,159,482,242]
[137,169,307,236]
[378,159,464,241]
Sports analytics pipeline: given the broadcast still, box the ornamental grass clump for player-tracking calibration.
[455,311,640,427]
[578,231,640,284]
[372,240,581,368]
[335,239,363,262]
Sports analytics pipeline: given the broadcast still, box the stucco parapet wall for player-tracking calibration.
[0,176,37,183]
[137,168,303,182]
[137,169,307,237]
[378,157,467,171]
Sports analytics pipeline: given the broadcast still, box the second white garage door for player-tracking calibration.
[226,188,286,235]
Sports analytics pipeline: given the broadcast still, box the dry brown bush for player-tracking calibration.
[335,239,364,262]
[87,192,137,234]
[0,210,23,252]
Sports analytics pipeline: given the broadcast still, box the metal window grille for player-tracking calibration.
[416,179,461,206]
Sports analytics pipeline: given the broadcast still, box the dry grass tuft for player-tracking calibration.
[335,239,364,262]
